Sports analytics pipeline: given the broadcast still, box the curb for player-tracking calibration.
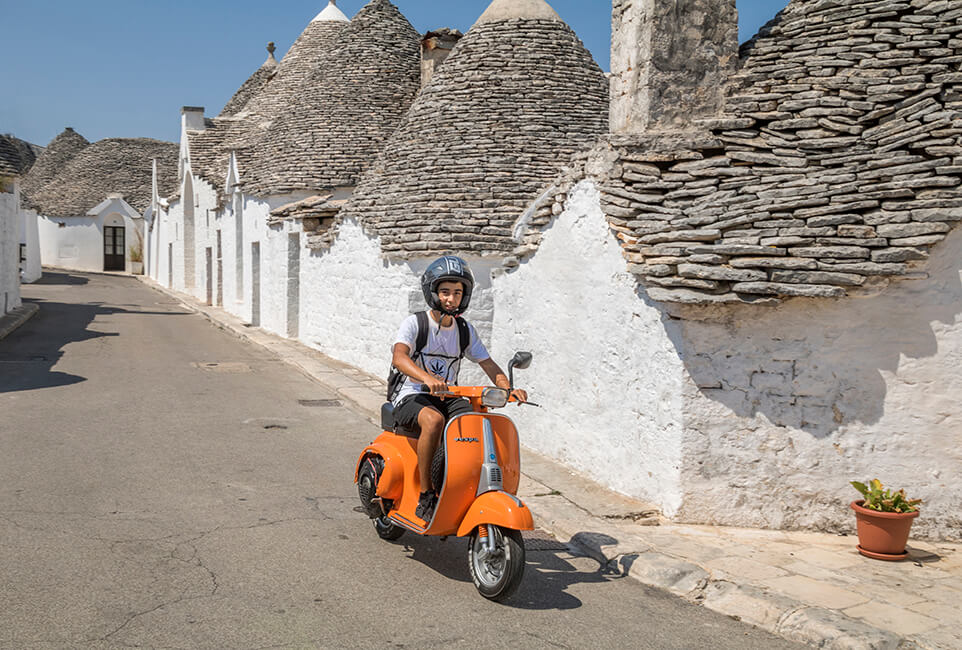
[137,277,917,650]
[0,303,39,341]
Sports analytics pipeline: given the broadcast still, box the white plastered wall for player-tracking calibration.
[37,202,141,274]
[491,181,687,514]
[1,182,22,314]
[20,208,41,283]
[298,217,498,386]
[673,226,962,541]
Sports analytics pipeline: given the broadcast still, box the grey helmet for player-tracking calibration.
[421,256,475,316]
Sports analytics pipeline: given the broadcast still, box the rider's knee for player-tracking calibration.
[419,408,444,436]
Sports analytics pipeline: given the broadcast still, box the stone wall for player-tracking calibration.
[610,0,739,133]
[599,0,962,304]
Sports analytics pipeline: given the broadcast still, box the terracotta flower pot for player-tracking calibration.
[850,500,919,561]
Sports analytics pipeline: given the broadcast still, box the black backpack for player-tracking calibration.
[387,311,471,401]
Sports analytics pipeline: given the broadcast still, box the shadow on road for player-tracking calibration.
[0,298,185,394]
[392,530,626,610]
[31,272,90,286]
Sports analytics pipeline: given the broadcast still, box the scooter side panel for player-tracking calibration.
[356,433,418,506]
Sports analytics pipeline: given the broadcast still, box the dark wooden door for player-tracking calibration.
[104,226,125,271]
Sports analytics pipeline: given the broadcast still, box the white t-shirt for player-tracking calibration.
[393,313,490,405]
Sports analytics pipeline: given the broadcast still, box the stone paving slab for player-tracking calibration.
[138,277,962,650]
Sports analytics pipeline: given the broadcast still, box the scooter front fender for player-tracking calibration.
[457,491,534,538]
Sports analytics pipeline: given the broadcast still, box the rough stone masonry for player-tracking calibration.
[598,0,962,304]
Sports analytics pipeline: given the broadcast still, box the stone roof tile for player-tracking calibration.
[184,4,350,190]
[328,5,609,256]
[219,44,279,118]
[21,128,90,208]
[246,0,421,196]
[595,0,962,303]
[30,138,178,218]
[0,135,30,177]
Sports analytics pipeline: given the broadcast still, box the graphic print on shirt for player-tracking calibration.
[428,357,448,379]
[393,313,490,405]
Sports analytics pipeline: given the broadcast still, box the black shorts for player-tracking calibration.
[394,394,473,436]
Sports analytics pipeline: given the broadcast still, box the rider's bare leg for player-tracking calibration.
[417,407,445,493]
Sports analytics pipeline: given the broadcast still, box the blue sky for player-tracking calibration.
[2,0,788,147]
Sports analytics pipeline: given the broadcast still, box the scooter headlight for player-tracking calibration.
[481,387,509,408]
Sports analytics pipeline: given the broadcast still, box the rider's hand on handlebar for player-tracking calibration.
[510,388,528,404]
[423,375,448,395]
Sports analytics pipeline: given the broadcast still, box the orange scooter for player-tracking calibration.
[355,352,536,601]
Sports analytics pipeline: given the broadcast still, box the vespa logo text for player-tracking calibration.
[455,437,479,443]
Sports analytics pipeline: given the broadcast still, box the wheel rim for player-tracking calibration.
[472,526,508,587]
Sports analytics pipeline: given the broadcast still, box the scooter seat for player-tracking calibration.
[381,402,420,439]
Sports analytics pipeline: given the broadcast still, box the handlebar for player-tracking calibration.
[421,385,540,407]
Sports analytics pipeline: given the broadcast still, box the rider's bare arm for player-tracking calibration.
[392,343,447,394]
[478,358,528,404]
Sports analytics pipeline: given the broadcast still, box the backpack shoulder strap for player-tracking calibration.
[455,316,470,358]
[413,311,429,359]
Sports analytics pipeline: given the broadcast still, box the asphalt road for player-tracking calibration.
[0,271,803,649]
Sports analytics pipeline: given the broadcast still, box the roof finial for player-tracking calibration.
[267,42,276,57]
[312,0,349,22]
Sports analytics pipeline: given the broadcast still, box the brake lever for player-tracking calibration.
[518,400,541,408]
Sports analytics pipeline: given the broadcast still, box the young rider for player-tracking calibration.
[391,256,527,522]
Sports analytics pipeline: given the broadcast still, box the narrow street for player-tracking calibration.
[0,271,801,649]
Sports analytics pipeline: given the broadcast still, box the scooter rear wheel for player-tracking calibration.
[468,525,525,602]
[358,459,404,541]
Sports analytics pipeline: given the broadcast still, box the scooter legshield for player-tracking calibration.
[457,490,534,538]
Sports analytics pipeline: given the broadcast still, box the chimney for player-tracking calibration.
[610,0,739,134]
[181,106,207,131]
[421,29,463,88]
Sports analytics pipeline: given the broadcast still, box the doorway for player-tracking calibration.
[104,226,126,271]
[205,247,213,306]
[251,242,261,327]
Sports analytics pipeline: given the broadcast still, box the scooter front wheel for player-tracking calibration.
[468,525,525,602]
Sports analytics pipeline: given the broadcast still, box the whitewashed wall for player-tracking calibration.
[492,180,960,540]
[37,207,141,274]
[673,226,962,541]
[299,218,498,386]
[0,184,21,314]
[19,209,41,283]
[491,181,687,515]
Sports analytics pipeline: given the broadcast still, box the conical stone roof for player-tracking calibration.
[219,45,279,118]
[30,138,178,218]
[246,0,421,196]
[0,134,38,177]
[331,0,609,256]
[21,128,90,209]
[185,2,349,189]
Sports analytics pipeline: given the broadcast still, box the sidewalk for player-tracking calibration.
[0,302,39,341]
[139,277,962,650]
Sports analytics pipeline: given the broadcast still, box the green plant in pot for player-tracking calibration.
[850,479,921,561]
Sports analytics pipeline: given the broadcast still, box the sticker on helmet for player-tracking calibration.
[446,257,462,274]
